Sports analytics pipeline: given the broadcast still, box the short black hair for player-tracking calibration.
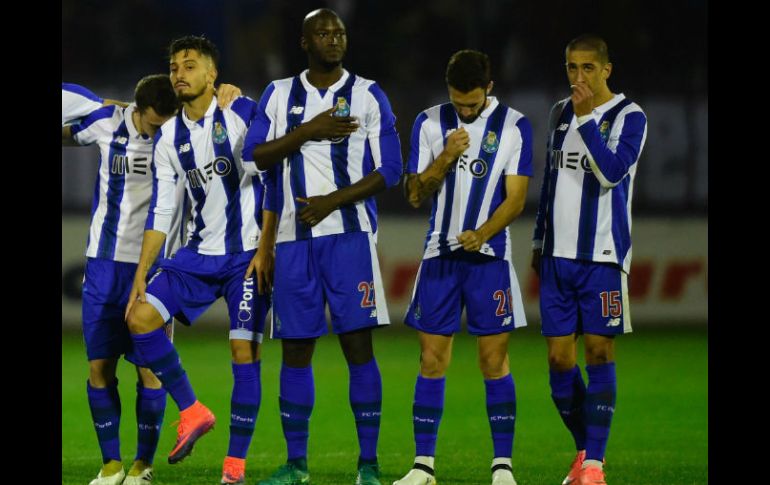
[168,35,220,67]
[134,74,178,117]
[445,50,491,92]
[566,34,609,64]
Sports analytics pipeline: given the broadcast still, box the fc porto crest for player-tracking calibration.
[599,121,610,142]
[333,96,350,117]
[481,130,499,153]
[213,121,228,144]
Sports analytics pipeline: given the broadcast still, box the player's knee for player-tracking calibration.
[547,351,576,371]
[478,351,508,379]
[127,303,161,334]
[88,359,118,387]
[282,339,315,367]
[420,348,450,377]
[230,339,260,363]
[585,347,612,365]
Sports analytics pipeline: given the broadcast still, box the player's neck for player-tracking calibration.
[306,64,344,89]
[183,89,215,122]
[594,89,615,108]
[131,110,144,136]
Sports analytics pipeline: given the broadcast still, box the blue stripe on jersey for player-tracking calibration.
[330,74,361,233]
[485,176,506,252]
[437,104,458,255]
[173,188,188,257]
[362,139,378,234]
[146,149,160,253]
[212,108,244,253]
[96,120,130,259]
[407,112,429,174]
[70,106,116,137]
[367,83,402,187]
[230,97,257,127]
[461,104,508,232]
[611,176,631,264]
[543,102,574,256]
[286,77,311,240]
[87,153,102,250]
[575,99,633,258]
[514,117,534,176]
[62,83,103,103]
[174,117,207,252]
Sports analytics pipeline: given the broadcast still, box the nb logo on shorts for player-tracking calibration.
[502,316,512,326]
[606,317,621,327]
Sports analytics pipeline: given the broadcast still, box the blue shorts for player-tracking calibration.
[145,247,270,342]
[404,250,527,336]
[82,257,169,364]
[539,256,632,337]
[272,232,389,339]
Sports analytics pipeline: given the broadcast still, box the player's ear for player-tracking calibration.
[300,35,308,52]
[603,62,612,81]
[486,81,494,96]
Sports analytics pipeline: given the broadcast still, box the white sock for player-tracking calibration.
[583,459,603,470]
[414,456,435,469]
[491,457,512,469]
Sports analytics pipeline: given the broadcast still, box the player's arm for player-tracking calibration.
[63,105,116,147]
[296,171,386,227]
[61,125,77,146]
[296,84,402,226]
[405,127,469,208]
[571,85,647,188]
[457,175,529,251]
[214,83,243,109]
[245,209,277,295]
[125,133,178,318]
[102,99,129,108]
[251,107,358,171]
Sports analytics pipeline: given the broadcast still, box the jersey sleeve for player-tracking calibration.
[69,106,117,146]
[242,82,278,176]
[406,111,432,175]
[62,83,103,125]
[145,129,181,235]
[504,115,534,177]
[364,82,402,188]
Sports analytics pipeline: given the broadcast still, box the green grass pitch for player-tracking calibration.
[62,325,707,485]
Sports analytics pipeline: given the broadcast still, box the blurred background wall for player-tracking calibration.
[62,0,707,327]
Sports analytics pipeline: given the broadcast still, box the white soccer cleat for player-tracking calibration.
[491,468,517,485]
[123,466,154,484]
[87,467,125,485]
[392,468,437,485]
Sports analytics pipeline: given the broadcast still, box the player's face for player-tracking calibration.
[170,49,217,102]
[565,49,611,95]
[139,107,174,138]
[448,85,489,124]
[302,16,347,67]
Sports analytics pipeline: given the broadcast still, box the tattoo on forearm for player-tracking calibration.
[408,175,442,205]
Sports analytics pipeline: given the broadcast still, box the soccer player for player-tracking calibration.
[394,50,531,485]
[124,36,275,485]
[530,34,647,485]
[242,8,402,485]
[62,75,185,485]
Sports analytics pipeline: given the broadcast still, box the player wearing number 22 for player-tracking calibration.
[530,34,648,485]
[396,49,532,485]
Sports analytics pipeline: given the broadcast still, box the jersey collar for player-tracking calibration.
[592,93,626,115]
[124,103,143,139]
[182,97,217,128]
[299,68,350,95]
[478,96,500,119]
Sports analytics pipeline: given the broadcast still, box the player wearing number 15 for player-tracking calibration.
[396,50,532,485]
[530,34,648,485]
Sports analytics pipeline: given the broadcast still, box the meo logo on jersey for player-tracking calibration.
[186,157,233,188]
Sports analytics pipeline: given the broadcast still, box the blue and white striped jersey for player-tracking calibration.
[62,83,103,125]
[533,94,647,273]
[148,96,265,255]
[407,97,533,261]
[242,69,402,243]
[70,103,186,263]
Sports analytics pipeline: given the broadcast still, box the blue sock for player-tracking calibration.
[131,327,196,411]
[228,361,261,459]
[485,374,517,458]
[584,363,617,461]
[87,379,121,463]
[279,365,314,463]
[549,366,587,450]
[413,375,445,457]
[348,359,382,464]
[135,384,166,464]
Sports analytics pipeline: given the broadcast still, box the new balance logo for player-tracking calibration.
[115,136,128,144]
[557,123,569,131]
[607,318,621,327]
[289,106,304,115]
[502,316,512,326]
[370,309,377,318]
[178,143,191,154]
